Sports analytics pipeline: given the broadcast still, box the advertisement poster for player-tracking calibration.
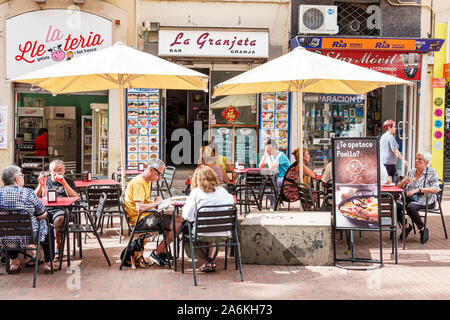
[0,106,7,149]
[332,137,380,230]
[126,89,161,168]
[259,92,290,154]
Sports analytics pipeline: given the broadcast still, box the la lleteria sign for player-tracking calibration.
[6,9,112,79]
[158,29,269,58]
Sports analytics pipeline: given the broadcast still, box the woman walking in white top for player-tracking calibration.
[182,165,234,272]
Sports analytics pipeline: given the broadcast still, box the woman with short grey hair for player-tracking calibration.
[396,152,439,244]
[0,165,52,274]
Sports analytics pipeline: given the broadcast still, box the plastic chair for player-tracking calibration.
[0,209,53,287]
[180,204,243,286]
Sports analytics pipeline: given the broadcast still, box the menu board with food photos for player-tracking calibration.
[211,126,233,162]
[259,92,290,154]
[234,127,257,165]
[126,88,161,168]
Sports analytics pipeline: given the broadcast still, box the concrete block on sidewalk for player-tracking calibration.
[239,211,333,266]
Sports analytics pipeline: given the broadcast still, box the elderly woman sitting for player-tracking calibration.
[0,166,52,274]
[396,152,439,244]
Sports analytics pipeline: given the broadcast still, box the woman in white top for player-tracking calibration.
[182,165,234,272]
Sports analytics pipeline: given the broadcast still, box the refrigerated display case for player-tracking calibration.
[81,115,93,172]
[17,107,44,144]
[45,106,77,173]
[92,104,109,176]
[302,94,365,169]
[126,89,161,168]
[259,92,290,156]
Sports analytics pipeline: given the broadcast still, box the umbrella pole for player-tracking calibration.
[119,80,127,194]
[298,89,304,183]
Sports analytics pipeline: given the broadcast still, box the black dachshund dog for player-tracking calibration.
[120,234,151,269]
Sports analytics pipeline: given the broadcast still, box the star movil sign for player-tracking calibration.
[6,9,112,79]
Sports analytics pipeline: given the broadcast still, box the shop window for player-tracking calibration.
[210,71,257,125]
[335,1,381,36]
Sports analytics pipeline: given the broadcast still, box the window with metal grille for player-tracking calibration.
[335,2,381,36]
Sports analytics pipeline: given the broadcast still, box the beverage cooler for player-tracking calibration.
[45,106,77,172]
[259,92,290,156]
[91,104,109,176]
[126,89,161,168]
[17,107,44,144]
[81,116,93,172]
[302,94,366,169]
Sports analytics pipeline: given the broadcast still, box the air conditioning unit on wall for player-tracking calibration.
[299,5,339,35]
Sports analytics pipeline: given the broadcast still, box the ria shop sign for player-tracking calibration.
[158,29,269,58]
[6,9,112,79]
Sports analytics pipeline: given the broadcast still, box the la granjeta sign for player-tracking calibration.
[6,9,112,79]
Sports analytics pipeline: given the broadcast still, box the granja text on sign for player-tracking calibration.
[15,25,104,64]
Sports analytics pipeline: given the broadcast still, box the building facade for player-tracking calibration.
[289,0,441,178]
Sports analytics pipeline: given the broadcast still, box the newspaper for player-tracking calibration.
[157,196,187,212]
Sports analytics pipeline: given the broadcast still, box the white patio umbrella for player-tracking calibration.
[213,46,411,179]
[11,42,208,191]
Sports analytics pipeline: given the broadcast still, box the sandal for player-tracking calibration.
[199,259,217,273]
[43,262,52,274]
[53,250,60,261]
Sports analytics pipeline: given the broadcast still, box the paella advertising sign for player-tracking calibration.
[332,137,380,230]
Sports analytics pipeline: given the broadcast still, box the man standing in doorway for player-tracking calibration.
[380,119,408,179]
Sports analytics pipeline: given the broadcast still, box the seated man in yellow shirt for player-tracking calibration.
[124,159,182,267]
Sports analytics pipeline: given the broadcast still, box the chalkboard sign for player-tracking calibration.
[234,127,257,165]
[211,126,233,161]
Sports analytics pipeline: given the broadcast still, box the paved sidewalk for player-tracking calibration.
[1,201,450,300]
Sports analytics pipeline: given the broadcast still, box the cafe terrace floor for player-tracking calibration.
[1,200,450,300]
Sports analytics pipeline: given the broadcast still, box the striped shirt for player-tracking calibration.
[404,167,439,206]
[0,186,48,248]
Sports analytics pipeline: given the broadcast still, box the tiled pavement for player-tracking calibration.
[1,201,450,300]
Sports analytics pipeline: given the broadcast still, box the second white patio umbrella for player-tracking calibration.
[12,42,208,191]
[213,46,411,179]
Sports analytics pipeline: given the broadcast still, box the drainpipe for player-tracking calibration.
[385,0,435,37]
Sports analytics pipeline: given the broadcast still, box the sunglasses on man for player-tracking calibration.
[153,168,164,177]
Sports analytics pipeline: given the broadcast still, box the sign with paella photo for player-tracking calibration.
[332,137,381,230]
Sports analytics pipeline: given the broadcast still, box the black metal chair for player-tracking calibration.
[0,209,53,287]
[419,179,448,240]
[380,192,398,264]
[180,205,243,286]
[65,193,111,267]
[234,169,266,216]
[157,166,176,199]
[119,199,171,270]
[86,184,124,243]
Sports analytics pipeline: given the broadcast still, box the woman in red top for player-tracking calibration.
[34,128,48,156]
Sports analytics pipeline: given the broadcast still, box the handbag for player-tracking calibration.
[406,168,428,203]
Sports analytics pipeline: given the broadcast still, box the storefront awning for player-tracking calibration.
[210,94,256,109]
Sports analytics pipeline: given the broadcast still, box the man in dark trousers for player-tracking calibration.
[35,160,78,259]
